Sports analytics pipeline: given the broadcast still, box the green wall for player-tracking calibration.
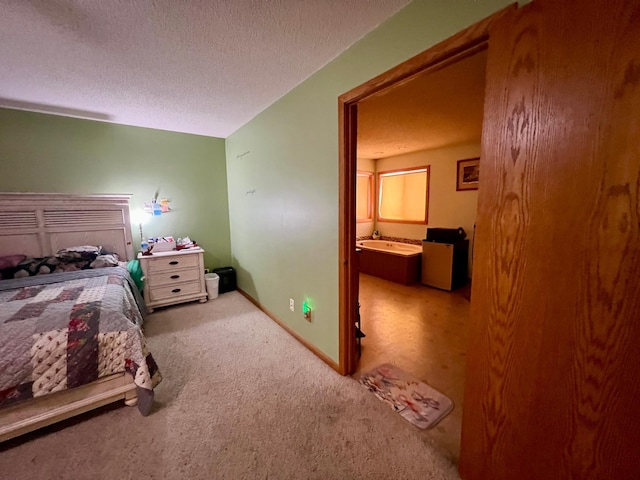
[0,109,231,269]
[225,0,514,362]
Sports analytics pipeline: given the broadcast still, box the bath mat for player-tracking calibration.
[359,363,453,429]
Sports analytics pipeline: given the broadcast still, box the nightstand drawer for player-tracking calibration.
[147,268,200,287]
[147,254,200,272]
[138,247,207,311]
[148,281,202,301]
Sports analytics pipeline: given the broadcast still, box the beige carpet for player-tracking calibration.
[0,291,460,480]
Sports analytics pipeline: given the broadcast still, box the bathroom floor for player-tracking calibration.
[354,273,471,462]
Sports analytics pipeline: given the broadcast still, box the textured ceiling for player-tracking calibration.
[0,0,409,138]
[357,49,487,159]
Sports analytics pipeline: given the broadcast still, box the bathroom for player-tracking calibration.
[353,49,486,459]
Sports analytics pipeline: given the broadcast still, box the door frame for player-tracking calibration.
[337,4,517,375]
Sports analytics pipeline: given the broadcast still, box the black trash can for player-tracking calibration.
[212,267,237,293]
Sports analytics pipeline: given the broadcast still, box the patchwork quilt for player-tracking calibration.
[0,267,161,416]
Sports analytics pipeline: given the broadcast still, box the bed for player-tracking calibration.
[0,193,161,442]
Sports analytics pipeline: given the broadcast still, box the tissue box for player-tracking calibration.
[152,237,176,252]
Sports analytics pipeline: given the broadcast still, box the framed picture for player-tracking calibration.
[456,157,480,191]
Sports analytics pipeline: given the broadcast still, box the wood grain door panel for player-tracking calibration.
[460,1,640,479]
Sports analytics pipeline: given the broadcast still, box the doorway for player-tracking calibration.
[337,4,512,462]
[354,45,486,460]
[338,9,512,378]
[342,1,640,478]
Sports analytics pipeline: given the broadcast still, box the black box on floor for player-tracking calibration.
[212,267,236,293]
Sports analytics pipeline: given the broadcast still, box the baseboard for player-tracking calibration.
[237,288,342,374]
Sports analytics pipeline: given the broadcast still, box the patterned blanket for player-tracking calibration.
[0,267,161,415]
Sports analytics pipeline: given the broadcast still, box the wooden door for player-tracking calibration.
[460,1,640,479]
[339,101,360,375]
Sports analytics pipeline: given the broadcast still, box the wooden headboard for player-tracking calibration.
[0,193,135,261]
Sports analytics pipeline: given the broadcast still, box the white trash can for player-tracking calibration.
[205,273,219,299]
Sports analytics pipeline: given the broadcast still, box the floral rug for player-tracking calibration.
[359,363,453,429]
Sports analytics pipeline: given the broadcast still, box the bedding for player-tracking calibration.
[0,267,161,416]
[0,245,121,280]
[0,255,26,270]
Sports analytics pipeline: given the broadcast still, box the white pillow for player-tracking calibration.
[89,254,120,269]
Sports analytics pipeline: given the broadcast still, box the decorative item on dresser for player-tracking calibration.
[138,247,208,312]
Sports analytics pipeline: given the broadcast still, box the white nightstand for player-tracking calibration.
[138,247,207,312]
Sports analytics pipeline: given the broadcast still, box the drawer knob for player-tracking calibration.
[169,261,179,265]
[170,274,180,279]
[171,288,181,293]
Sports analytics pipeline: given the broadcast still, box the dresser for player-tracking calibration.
[138,247,207,312]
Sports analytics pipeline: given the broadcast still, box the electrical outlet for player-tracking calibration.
[289,298,295,312]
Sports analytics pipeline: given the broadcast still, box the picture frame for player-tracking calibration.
[456,157,480,191]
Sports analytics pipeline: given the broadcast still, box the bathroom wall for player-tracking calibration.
[356,157,376,238]
[376,142,480,274]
